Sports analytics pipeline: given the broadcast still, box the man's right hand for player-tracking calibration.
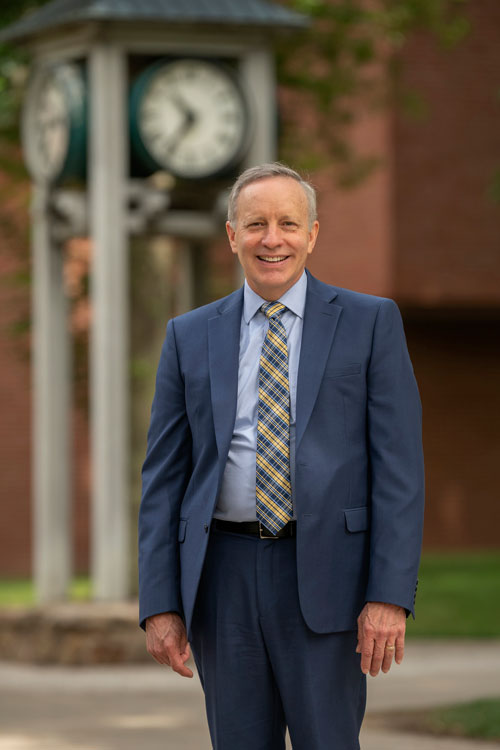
[145,611,194,678]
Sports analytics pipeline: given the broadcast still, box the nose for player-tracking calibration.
[262,223,282,249]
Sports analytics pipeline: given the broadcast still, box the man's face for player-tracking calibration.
[226,176,319,301]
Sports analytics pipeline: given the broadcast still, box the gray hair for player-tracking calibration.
[227,162,317,229]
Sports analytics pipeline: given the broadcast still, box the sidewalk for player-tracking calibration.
[361,639,500,749]
[1,640,499,749]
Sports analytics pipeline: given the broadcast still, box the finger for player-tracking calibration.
[356,617,363,653]
[369,640,386,677]
[395,635,405,665]
[360,636,375,675]
[149,647,171,666]
[381,644,395,673]
[169,639,193,678]
[147,635,184,669]
[182,642,192,662]
[146,638,170,666]
[170,651,194,678]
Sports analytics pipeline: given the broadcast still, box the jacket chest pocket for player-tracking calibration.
[318,365,366,445]
[324,363,361,378]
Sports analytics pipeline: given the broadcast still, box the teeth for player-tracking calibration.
[259,256,286,263]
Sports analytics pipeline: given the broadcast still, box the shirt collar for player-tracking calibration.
[243,271,307,324]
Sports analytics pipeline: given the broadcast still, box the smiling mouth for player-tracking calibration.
[258,256,288,263]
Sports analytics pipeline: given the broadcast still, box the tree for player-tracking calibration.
[277,0,470,184]
[0,1,47,136]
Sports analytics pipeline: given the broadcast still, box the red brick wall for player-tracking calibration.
[393,0,500,306]
[309,0,500,549]
[308,109,395,297]
[0,169,90,578]
[391,1,500,549]
[405,315,500,548]
[0,235,32,576]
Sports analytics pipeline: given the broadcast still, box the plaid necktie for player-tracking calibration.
[256,302,292,533]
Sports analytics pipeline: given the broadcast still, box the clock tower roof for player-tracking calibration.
[0,0,308,43]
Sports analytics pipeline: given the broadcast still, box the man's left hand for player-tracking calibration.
[356,601,406,676]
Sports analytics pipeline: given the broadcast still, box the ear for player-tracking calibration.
[226,221,238,255]
[307,220,319,256]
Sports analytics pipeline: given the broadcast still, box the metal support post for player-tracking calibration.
[89,43,130,599]
[32,185,72,601]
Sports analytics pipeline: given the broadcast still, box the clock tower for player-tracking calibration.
[0,0,307,603]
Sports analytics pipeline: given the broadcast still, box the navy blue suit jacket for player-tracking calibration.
[138,271,425,637]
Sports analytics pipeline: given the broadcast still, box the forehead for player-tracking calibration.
[237,176,308,215]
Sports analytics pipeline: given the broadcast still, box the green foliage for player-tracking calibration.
[0,50,27,139]
[0,0,47,28]
[427,699,500,739]
[0,1,49,137]
[487,167,500,203]
[278,0,470,180]
[408,550,500,638]
[130,356,156,382]
[373,0,470,47]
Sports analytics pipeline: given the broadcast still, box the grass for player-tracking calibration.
[381,699,500,741]
[1,551,500,639]
[426,699,500,740]
[0,577,91,607]
[407,550,500,638]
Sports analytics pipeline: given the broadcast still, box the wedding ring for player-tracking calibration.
[385,645,395,651]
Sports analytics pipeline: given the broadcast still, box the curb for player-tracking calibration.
[0,601,148,664]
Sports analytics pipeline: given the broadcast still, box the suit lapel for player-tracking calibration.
[296,276,342,450]
[208,289,243,462]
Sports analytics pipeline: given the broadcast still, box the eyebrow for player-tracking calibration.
[244,214,300,223]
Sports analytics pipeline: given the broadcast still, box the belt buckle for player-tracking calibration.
[259,522,278,539]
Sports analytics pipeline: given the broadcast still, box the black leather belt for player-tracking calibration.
[211,519,296,539]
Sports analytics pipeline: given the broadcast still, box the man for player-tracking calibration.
[139,163,424,749]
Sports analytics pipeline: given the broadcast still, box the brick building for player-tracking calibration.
[1,0,499,577]
[308,0,500,548]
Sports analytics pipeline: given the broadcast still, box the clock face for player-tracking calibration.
[22,63,86,184]
[135,59,248,179]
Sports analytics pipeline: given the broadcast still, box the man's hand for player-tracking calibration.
[145,611,193,678]
[356,601,406,677]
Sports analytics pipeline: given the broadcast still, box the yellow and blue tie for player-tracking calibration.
[256,302,292,534]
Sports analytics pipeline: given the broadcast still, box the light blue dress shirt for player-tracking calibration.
[214,271,307,521]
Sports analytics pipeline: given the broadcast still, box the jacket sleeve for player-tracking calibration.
[364,299,425,617]
[138,318,193,629]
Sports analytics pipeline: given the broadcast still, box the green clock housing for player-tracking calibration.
[130,58,249,180]
[22,62,87,185]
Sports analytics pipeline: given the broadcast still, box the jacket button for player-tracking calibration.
[204,524,209,533]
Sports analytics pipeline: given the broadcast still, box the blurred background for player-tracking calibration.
[0,0,499,746]
[0,0,500,750]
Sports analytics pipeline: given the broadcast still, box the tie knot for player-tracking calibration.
[261,302,286,320]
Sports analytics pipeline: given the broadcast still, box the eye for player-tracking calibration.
[282,221,297,228]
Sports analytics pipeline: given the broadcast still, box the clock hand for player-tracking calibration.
[164,101,197,155]
[169,92,196,123]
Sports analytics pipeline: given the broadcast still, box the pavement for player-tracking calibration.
[0,640,499,749]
